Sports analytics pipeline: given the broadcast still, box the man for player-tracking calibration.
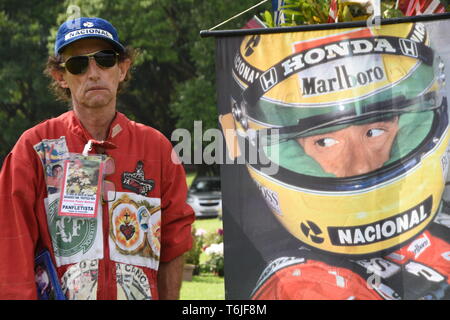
[221,22,450,299]
[0,17,195,300]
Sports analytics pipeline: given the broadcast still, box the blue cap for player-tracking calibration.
[55,17,125,55]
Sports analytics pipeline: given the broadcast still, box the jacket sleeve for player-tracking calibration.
[0,135,42,299]
[158,134,195,263]
[251,259,382,300]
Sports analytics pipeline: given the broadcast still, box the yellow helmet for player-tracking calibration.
[229,22,449,256]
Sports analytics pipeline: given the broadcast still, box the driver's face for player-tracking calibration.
[297,118,399,178]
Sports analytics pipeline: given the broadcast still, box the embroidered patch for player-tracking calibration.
[121,161,155,196]
[45,193,103,267]
[354,258,401,279]
[34,137,70,195]
[33,137,70,176]
[61,259,99,300]
[109,192,161,269]
[407,233,431,259]
[116,263,152,300]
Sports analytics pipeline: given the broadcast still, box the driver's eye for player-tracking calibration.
[315,137,339,147]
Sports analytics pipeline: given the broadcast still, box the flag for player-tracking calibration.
[272,0,285,26]
[398,0,446,15]
[328,0,339,22]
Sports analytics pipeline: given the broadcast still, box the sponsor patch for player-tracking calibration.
[109,192,161,269]
[116,263,152,300]
[354,258,401,279]
[407,233,431,259]
[61,260,99,300]
[64,28,113,41]
[122,161,155,196]
[328,196,432,246]
[45,193,103,267]
[255,182,281,215]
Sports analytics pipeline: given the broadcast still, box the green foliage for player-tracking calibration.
[261,0,404,26]
[0,1,67,163]
[184,226,203,270]
[0,1,271,167]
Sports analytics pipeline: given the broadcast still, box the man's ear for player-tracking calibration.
[118,59,131,82]
[51,69,69,89]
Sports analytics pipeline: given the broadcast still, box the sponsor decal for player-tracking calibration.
[45,194,103,267]
[371,283,402,300]
[243,35,261,57]
[407,233,431,259]
[83,22,94,28]
[260,68,278,92]
[255,182,281,215]
[301,62,386,96]
[64,28,113,41]
[109,192,161,269]
[233,51,261,85]
[328,196,432,246]
[122,161,155,196]
[116,263,152,300]
[282,36,431,79]
[300,220,324,244]
[405,261,445,282]
[61,259,99,300]
[354,258,401,279]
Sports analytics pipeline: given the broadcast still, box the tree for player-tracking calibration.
[0,0,271,171]
[0,0,66,165]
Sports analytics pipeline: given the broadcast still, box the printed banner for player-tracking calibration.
[215,18,450,299]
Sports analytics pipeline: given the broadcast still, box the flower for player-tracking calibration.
[195,228,207,237]
[202,242,224,277]
[204,242,223,256]
[184,227,204,274]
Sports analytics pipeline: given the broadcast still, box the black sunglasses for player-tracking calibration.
[60,50,119,75]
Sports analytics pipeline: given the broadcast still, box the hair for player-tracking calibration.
[44,45,138,102]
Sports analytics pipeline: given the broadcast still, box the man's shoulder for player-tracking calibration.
[119,112,170,144]
[18,112,71,144]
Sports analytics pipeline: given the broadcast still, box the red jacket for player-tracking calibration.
[252,221,450,300]
[0,111,194,299]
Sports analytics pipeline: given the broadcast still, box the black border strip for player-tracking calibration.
[200,12,450,38]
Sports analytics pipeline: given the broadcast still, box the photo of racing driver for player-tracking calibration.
[219,21,450,300]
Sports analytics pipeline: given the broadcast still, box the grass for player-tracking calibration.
[180,274,225,300]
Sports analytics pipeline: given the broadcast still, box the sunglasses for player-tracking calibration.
[60,50,119,75]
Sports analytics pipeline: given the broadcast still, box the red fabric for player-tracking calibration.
[0,111,194,299]
[252,231,450,300]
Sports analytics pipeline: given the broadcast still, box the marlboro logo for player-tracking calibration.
[301,64,386,96]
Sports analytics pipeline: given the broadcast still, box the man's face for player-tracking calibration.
[297,118,399,178]
[55,38,129,109]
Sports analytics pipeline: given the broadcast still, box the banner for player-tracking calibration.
[214,16,450,299]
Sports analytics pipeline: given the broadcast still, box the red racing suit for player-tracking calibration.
[251,216,450,300]
[0,111,195,300]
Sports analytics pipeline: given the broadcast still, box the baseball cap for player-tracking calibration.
[55,17,125,55]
